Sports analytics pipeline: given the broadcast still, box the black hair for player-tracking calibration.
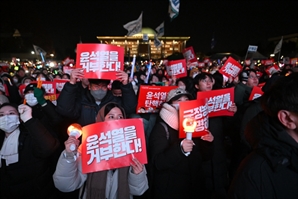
[111,80,122,89]
[212,71,224,90]
[88,79,110,85]
[194,72,213,85]
[261,72,298,118]
[62,73,70,79]
[0,102,19,113]
[103,103,126,118]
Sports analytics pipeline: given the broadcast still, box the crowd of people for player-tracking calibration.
[0,60,297,199]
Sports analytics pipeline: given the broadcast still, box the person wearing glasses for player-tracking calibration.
[56,68,137,126]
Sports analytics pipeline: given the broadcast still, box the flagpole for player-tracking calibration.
[244,50,249,67]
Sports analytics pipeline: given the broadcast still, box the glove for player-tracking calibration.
[33,87,46,105]
[18,104,32,123]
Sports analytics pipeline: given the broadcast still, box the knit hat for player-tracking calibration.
[159,103,179,130]
[166,88,192,103]
[239,69,257,82]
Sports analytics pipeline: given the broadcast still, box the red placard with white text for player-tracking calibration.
[136,85,178,113]
[290,58,297,65]
[197,88,234,117]
[53,79,69,92]
[166,59,187,79]
[249,86,263,100]
[265,64,279,75]
[76,44,124,80]
[219,57,242,78]
[31,81,57,102]
[179,99,209,138]
[81,118,147,174]
[183,46,198,68]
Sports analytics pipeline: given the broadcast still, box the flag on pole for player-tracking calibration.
[123,12,143,36]
[154,35,162,48]
[33,44,46,62]
[155,22,164,37]
[247,45,258,52]
[33,45,46,56]
[273,36,283,54]
[168,0,180,20]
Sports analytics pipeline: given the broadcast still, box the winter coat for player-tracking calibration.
[228,112,298,199]
[149,117,213,199]
[53,150,148,199]
[0,118,60,199]
[56,82,137,126]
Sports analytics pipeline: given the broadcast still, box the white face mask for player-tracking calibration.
[0,115,20,133]
[178,85,186,90]
[25,93,38,106]
[172,103,179,110]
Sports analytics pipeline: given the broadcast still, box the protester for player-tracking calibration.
[228,72,298,199]
[149,88,214,199]
[53,102,148,199]
[0,103,60,198]
[111,80,122,97]
[56,68,137,126]
[194,72,237,198]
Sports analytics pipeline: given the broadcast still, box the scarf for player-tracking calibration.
[86,167,130,199]
[159,103,179,130]
[0,128,20,167]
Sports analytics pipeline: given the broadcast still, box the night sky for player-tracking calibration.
[1,0,298,58]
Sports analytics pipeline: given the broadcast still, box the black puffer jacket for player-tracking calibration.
[228,112,298,199]
[0,118,60,199]
[56,82,137,126]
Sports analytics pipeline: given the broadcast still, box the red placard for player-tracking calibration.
[76,44,124,80]
[53,79,69,92]
[183,46,198,68]
[261,59,274,66]
[265,64,279,75]
[166,59,187,79]
[136,85,178,113]
[179,99,209,138]
[197,62,205,68]
[249,86,263,100]
[219,57,242,78]
[81,118,147,174]
[31,81,57,103]
[197,88,235,117]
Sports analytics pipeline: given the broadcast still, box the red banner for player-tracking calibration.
[76,44,124,80]
[81,118,147,174]
[136,85,178,113]
[179,99,209,138]
[265,64,279,75]
[219,57,242,78]
[249,86,263,100]
[53,79,69,92]
[30,81,57,104]
[197,88,234,117]
[166,59,187,79]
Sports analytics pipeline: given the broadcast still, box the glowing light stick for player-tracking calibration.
[182,117,197,140]
[67,123,82,151]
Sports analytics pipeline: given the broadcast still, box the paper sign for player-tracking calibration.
[31,81,57,104]
[247,45,258,52]
[53,79,69,92]
[261,59,274,66]
[166,59,187,79]
[179,99,209,138]
[197,88,234,117]
[290,58,297,65]
[76,44,124,80]
[81,118,147,174]
[183,46,198,68]
[265,64,279,75]
[219,57,242,78]
[249,86,263,100]
[136,85,178,113]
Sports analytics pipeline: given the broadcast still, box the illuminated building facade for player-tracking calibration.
[96,27,190,60]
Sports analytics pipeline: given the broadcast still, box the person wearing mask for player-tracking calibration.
[56,68,137,126]
[0,103,59,198]
[53,102,148,199]
[228,72,298,199]
[0,72,22,104]
[149,88,214,199]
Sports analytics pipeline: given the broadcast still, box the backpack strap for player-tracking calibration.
[159,121,169,140]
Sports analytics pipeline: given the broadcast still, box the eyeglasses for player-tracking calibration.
[90,84,108,90]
